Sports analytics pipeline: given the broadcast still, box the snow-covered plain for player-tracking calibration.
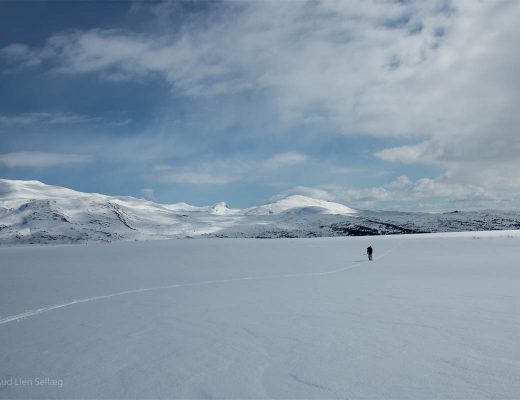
[1,232,520,398]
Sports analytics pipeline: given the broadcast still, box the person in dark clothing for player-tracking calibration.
[367,245,373,261]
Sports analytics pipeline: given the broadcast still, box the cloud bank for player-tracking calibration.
[1,0,519,209]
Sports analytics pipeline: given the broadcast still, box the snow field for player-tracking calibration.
[1,233,519,398]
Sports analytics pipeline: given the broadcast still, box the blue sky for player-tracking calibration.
[1,0,519,210]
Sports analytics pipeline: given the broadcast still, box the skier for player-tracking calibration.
[367,245,373,261]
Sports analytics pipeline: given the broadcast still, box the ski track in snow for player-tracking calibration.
[0,245,398,326]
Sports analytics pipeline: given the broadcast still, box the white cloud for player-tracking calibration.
[0,2,470,120]
[2,1,520,202]
[376,133,520,191]
[261,152,308,170]
[140,188,155,201]
[278,175,497,210]
[0,152,92,168]
[375,141,439,164]
[411,178,492,201]
[3,2,518,140]
[384,175,412,189]
[350,178,493,204]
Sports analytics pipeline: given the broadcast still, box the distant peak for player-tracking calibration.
[210,202,234,215]
[0,178,91,200]
[246,195,357,215]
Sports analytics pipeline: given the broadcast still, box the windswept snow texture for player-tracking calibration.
[1,179,520,245]
[1,232,520,399]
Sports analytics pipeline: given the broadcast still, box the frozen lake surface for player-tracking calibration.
[1,232,520,398]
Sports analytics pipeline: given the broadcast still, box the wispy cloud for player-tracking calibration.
[151,152,309,185]
[261,152,308,170]
[0,43,42,68]
[140,188,155,201]
[158,171,234,185]
[0,152,92,168]
[375,141,438,164]
[330,167,360,175]
[0,112,98,126]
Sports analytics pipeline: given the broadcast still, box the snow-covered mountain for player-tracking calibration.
[1,179,519,245]
[243,195,356,216]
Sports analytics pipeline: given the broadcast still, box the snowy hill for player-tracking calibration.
[1,179,520,245]
[244,195,356,215]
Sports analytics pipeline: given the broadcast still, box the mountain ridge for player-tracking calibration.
[1,179,519,245]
